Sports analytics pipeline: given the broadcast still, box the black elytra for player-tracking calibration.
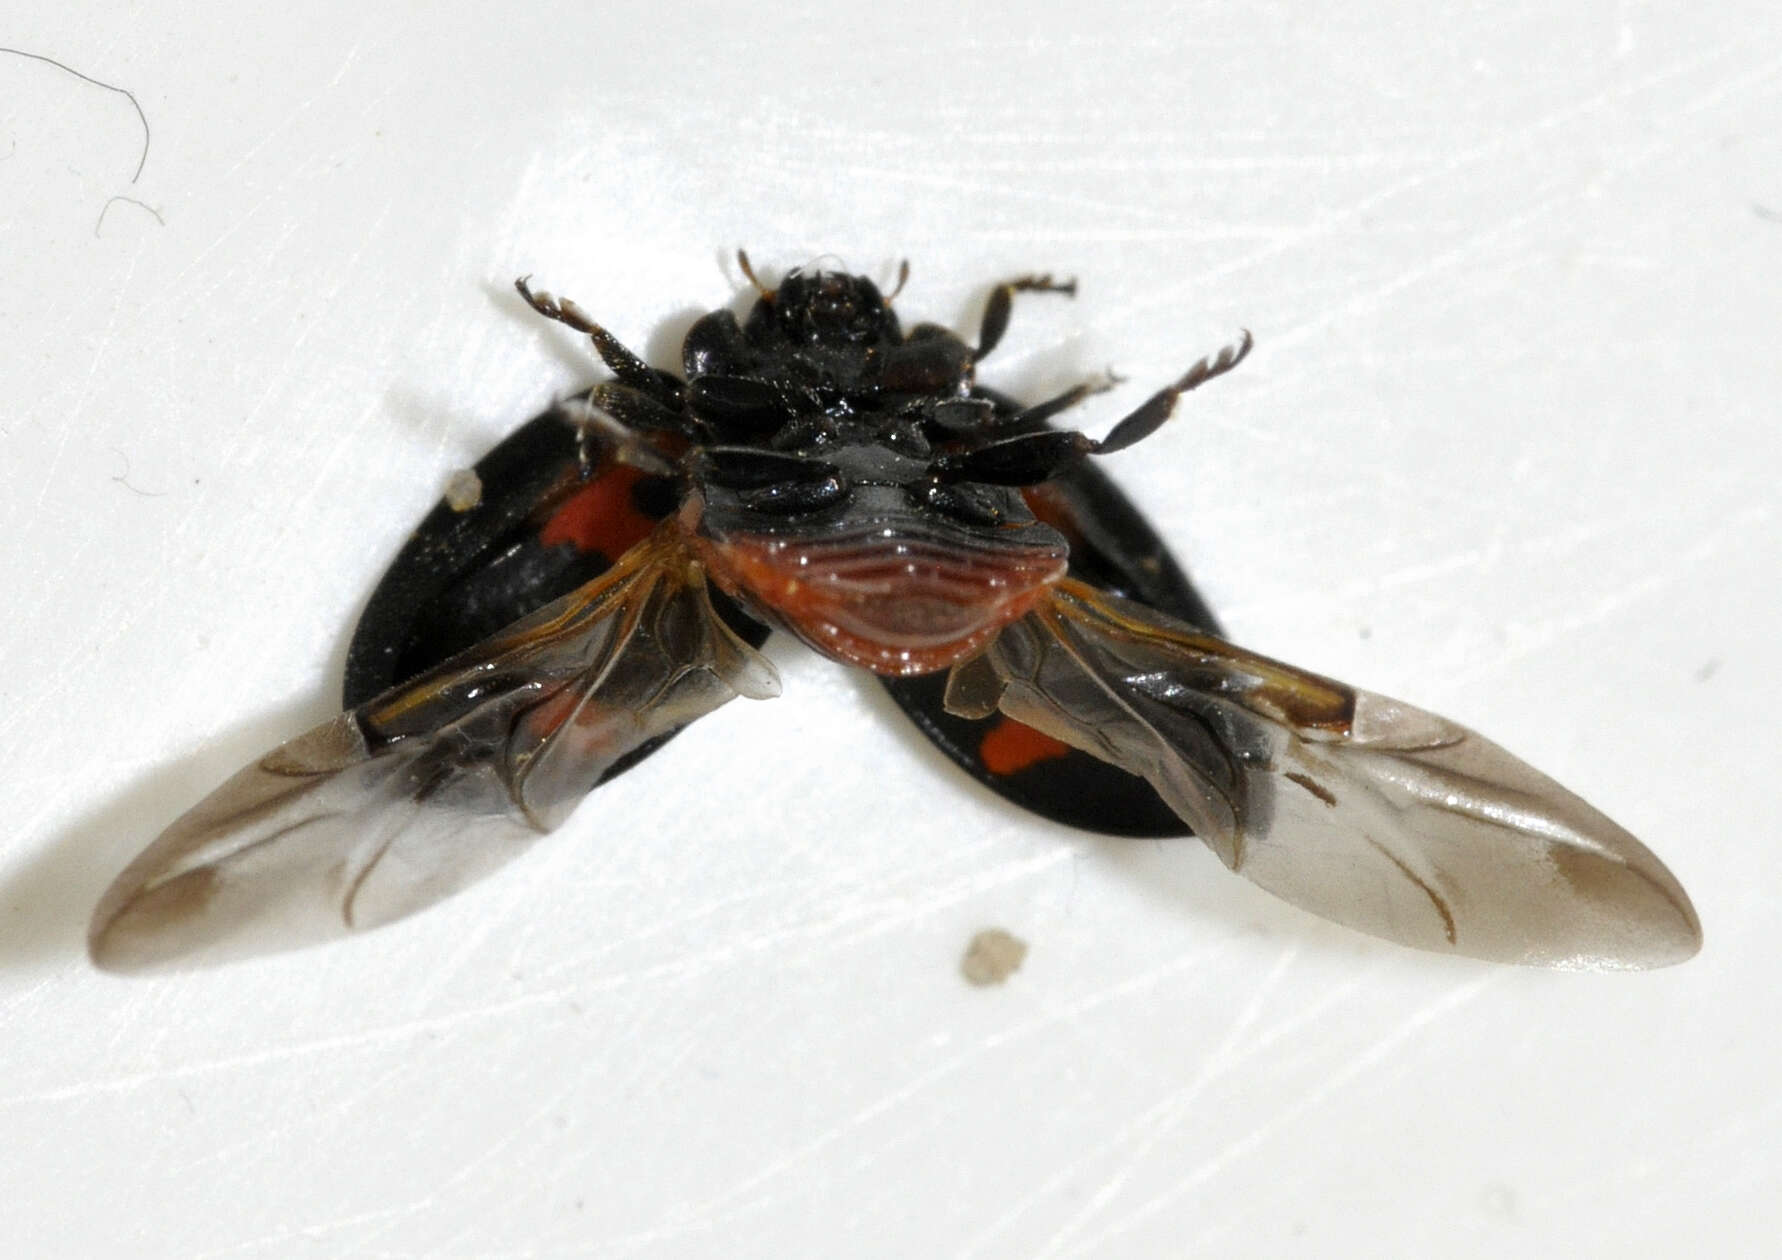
[345,257,1247,837]
[92,256,1703,974]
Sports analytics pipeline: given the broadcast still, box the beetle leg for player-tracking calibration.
[1096,330,1252,454]
[515,276,684,404]
[931,331,1254,485]
[558,390,677,478]
[930,430,1093,486]
[587,381,691,435]
[1006,369,1125,429]
[975,274,1078,361]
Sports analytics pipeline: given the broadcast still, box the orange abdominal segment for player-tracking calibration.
[696,528,1068,676]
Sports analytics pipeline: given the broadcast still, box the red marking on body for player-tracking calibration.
[540,465,659,558]
[520,685,581,741]
[1021,484,1086,550]
[979,718,1072,776]
[517,685,630,768]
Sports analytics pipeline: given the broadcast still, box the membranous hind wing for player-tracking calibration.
[946,580,1700,968]
[91,526,779,972]
[879,457,1220,839]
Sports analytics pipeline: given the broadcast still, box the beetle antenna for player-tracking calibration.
[885,258,911,303]
[736,249,772,300]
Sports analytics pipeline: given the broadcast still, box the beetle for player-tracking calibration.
[90,255,1701,972]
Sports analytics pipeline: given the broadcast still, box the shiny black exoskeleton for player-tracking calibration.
[94,255,1701,972]
[347,254,1251,834]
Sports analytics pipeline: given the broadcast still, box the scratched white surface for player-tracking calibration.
[2,3,1778,1256]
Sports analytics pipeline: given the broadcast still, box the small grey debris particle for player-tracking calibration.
[444,468,483,512]
[960,927,1027,986]
[1479,1181,1518,1220]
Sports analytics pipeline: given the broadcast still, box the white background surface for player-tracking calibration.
[3,3,1778,1256]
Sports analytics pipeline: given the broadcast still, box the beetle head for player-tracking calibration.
[750,267,902,350]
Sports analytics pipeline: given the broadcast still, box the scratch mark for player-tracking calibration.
[36,249,142,507]
[187,1200,430,1260]
[1678,50,1782,118]
[0,46,151,182]
[1449,503,1770,686]
[1110,37,1759,332]
[215,39,366,184]
[532,847,1075,989]
[1061,973,1499,1257]
[1268,188,1581,351]
[797,162,1182,225]
[603,961,1386,1254]
[609,939,1233,1249]
[0,985,580,1108]
[93,194,164,237]
[174,1059,412,1179]
[1025,946,1301,1260]
[1755,203,1782,223]
[349,1078,584,1255]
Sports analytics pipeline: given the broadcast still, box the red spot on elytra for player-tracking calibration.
[540,465,659,558]
[979,717,1072,776]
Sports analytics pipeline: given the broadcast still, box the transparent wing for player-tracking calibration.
[946,580,1700,969]
[91,528,780,972]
